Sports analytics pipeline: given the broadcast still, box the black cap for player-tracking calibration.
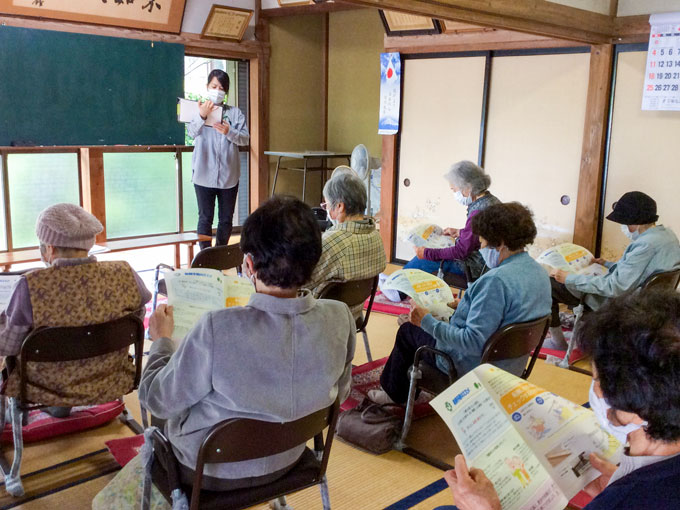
[606,191,658,225]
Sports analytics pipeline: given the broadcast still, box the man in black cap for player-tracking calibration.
[545,191,680,350]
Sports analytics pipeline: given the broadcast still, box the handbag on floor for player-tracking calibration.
[335,397,402,454]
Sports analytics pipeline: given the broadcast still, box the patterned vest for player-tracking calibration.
[5,260,142,406]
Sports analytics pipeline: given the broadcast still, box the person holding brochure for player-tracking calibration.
[93,196,355,508]
[443,289,680,510]
[370,202,551,405]
[188,69,249,250]
[402,160,500,279]
[546,191,680,350]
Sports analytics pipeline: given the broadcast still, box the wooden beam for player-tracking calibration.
[379,135,398,261]
[79,148,107,243]
[0,15,264,59]
[340,0,614,44]
[614,15,649,44]
[261,2,362,17]
[572,44,614,253]
[385,28,578,54]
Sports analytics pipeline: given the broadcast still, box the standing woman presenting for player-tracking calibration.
[188,69,249,250]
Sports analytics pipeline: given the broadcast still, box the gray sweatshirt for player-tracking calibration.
[139,291,355,480]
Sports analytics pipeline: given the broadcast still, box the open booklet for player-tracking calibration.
[0,275,21,311]
[404,223,456,250]
[380,269,454,320]
[430,364,622,510]
[536,243,608,277]
[165,269,255,343]
[177,97,224,127]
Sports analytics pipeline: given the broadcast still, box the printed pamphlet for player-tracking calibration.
[405,223,456,250]
[431,364,622,510]
[536,243,608,277]
[0,275,21,311]
[380,268,454,320]
[165,268,255,343]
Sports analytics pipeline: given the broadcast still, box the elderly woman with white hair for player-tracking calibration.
[403,160,499,279]
[305,170,386,320]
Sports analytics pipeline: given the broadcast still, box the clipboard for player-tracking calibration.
[177,97,224,127]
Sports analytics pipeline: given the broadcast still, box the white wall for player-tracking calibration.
[618,0,680,16]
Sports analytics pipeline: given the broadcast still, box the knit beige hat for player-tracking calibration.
[35,203,103,251]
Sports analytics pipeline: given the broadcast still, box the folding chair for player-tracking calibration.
[557,268,680,372]
[143,399,340,510]
[437,257,485,297]
[152,243,243,311]
[0,314,144,496]
[395,315,550,468]
[318,275,379,362]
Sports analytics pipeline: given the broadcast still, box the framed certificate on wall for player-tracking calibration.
[201,5,253,41]
[380,10,441,36]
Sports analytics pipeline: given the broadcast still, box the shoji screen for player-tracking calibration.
[600,48,680,260]
[483,51,590,257]
[395,55,487,261]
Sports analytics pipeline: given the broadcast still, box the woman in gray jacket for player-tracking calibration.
[94,197,355,507]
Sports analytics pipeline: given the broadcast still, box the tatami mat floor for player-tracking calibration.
[5,263,593,510]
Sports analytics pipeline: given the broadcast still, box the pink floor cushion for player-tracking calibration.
[1,400,125,443]
[341,357,434,419]
[105,433,145,467]
[364,290,410,316]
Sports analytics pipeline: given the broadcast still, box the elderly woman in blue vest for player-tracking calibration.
[546,191,680,350]
[403,161,500,279]
[370,202,551,405]
[189,69,250,250]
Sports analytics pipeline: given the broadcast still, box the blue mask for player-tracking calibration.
[480,247,500,268]
[454,190,473,206]
[620,224,639,241]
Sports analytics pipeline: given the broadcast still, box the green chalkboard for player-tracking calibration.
[0,26,184,146]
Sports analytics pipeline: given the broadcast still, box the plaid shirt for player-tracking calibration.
[306,218,386,318]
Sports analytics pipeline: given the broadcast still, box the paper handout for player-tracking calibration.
[430,364,621,510]
[164,268,254,343]
[404,223,456,250]
[380,269,454,320]
[177,97,224,127]
[536,243,608,277]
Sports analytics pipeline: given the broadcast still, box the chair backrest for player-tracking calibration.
[317,275,379,330]
[480,315,550,380]
[192,399,340,505]
[19,314,144,402]
[190,244,243,271]
[641,268,680,291]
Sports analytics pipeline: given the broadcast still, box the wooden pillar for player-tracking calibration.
[250,7,270,212]
[572,44,613,253]
[79,147,106,243]
[379,134,398,260]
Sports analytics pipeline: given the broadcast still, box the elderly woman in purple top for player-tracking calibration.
[404,161,500,279]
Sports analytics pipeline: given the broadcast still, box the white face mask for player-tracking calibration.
[206,88,225,104]
[620,224,639,241]
[242,253,257,288]
[589,381,646,444]
[454,190,473,206]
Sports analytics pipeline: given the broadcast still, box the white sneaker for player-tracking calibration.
[367,388,396,405]
[379,273,402,302]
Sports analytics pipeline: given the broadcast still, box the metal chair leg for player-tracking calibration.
[320,475,331,510]
[558,304,583,369]
[269,496,294,510]
[360,329,372,363]
[395,364,422,450]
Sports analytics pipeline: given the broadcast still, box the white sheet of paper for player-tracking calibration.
[0,275,21,311]
[177,98,223,127]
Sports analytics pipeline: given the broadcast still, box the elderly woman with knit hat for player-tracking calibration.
[0,203,151,416]
[546,191,680,350]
